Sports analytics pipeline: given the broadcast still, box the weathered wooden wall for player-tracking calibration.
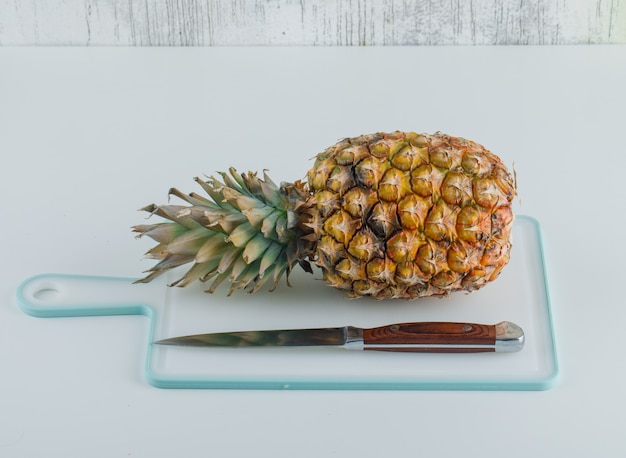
[1,0,625,45]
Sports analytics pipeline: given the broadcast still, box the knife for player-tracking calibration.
[154,321,524,353]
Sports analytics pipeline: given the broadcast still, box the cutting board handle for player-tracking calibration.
[16,273,158,318]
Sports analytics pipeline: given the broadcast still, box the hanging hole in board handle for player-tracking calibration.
[16,273,157,319]
[17,275,64,310]
[32,287,61,301]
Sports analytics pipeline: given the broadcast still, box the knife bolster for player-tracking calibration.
[343,326,365,350]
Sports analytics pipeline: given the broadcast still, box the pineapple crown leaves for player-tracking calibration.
[132,168,310,295]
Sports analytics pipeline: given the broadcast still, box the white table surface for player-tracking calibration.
[1,46,625,457]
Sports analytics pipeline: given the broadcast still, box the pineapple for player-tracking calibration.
[133,131,515,299]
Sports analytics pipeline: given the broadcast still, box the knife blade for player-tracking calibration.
[154,321,524,353]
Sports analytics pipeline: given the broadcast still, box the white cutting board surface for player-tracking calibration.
[17,216,556,390]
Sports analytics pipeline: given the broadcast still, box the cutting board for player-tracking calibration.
[16,215,558,390]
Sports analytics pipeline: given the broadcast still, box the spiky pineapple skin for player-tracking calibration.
[298,131,515,299]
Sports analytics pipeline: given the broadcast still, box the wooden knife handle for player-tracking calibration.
[362,322,497,353]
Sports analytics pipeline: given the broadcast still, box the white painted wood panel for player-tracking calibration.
[1,0,625,46]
